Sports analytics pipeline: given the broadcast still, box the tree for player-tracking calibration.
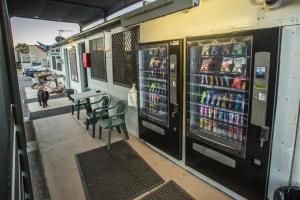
[15,43,30,54]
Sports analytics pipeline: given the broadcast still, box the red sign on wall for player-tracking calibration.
[82,53,91,68]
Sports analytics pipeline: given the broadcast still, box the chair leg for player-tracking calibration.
[107,127,112,149]
[86,119,89,130]
[71,105,74,115]
[77,101,80,119]
[121,124,129,140]
[92,122,95,137]
[98,127,102,139]
[117,127,121,134]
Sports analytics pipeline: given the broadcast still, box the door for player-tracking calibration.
[63,49,71,88]
[138,40,183,160]
[185,28,281,200]
[78,43,88,90]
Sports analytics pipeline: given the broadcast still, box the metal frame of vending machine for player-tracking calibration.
[185,28,281,200]
[138,39,183,160]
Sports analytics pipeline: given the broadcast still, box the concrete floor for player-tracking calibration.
[27,97,70,112]
[33,112,232,200]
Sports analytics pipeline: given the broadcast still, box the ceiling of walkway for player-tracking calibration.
[7,0,142,25]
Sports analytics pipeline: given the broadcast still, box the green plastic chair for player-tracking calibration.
[97,100,129,149]
[84,95,111,137]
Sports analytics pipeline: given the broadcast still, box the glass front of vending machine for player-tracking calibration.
[185,28,281,200]
[138,40,183,160]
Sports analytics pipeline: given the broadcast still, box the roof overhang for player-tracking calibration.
[7,0,142,26]
[121,0,199,27]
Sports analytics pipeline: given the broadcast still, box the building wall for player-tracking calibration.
[138,0,300,198]
[28,45,47,64]
[59,28,139,136]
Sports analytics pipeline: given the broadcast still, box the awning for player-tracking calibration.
[7,0,142,26]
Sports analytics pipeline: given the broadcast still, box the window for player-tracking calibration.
[52,56,57,70]
[69,48,79,82]
[89,37,106,81]
[56,56,62,71]
[112,27,139,87]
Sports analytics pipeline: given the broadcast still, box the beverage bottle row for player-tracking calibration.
[192,75,246,90]
[199,90,246,112]
[198,106,246,126]
[147,93,168,104]
[199,118,244,143]
[146,70,167,79]
[147,82,167,96]
[147,103,167,116]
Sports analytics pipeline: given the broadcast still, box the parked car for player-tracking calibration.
[22,63,44,77]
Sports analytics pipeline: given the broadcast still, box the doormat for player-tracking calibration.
[75,141,164,200]
[141,180,195,200]
[28,105,72,120]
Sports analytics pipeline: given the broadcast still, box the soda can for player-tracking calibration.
[213,108,219,120]
[223,111,229,122]
[233,127,238,140]
[229,112,234,124]
[234,113,240,125]
[208,107,213,119]
[204,107,209,117]
[228,126,234,139]
[203,119,208,130]
[199,118,204,128]
[222,126,228,138]
[208,120,213,131]
[212,121,217,133]
[238,129,243,142]
[200,106,204,116]
[218,110,223,121]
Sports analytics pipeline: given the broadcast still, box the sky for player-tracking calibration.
[10,17,80,46]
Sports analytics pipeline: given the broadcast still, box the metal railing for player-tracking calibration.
[9,105,30,200]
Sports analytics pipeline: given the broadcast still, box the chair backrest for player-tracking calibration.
[101,95,111,109]
[116,100,128,120]
[65,89,75,101]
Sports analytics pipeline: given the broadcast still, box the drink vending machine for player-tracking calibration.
[185,28,281,200]
[137,39,183,160]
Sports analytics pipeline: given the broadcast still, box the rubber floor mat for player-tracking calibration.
[75,141,164,200]
[29,105,72,120]
[141,180,195,200]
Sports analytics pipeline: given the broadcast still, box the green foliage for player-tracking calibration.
[15,43,30,54]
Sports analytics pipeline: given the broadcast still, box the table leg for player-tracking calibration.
[77,100,80,119]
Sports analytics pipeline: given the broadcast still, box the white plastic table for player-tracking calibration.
[70,90,103,119]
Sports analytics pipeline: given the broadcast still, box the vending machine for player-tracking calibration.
[138,39,183,160]
[185,28,281,200]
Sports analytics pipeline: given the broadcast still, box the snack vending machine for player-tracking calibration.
[138,40,183,160]
[185,28,280,200]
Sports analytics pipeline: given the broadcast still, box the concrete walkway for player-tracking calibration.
[33,112,232,200]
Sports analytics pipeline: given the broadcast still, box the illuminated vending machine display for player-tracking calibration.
[138,40,183,160]
[185,28,281,200]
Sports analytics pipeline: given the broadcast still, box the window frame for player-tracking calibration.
[111,27,139,88]
[89,37,107,82]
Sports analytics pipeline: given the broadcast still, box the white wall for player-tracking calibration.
[83,28,139,136]
[59,28,139,136]
[268,25,300,198]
